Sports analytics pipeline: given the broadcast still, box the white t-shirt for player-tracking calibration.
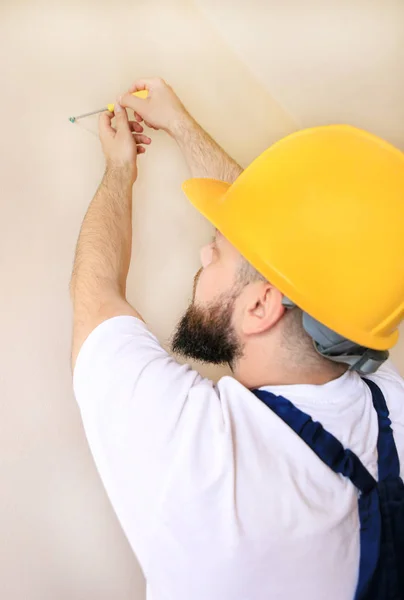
[73,316,404,600]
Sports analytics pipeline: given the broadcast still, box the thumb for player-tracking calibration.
[113,101,130,130]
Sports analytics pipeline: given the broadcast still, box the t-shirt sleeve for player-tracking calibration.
[73,316,225,573]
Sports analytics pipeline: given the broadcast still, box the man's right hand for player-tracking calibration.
[120,76,242,182]
[120,77,191,137]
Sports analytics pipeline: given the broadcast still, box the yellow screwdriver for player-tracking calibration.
[69,89,148,123]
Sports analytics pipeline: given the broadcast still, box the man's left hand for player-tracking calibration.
[99,101,151,183]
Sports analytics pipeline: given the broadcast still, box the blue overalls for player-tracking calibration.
[253,378,404,599]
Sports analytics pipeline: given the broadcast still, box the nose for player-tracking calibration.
[200,244,214,268]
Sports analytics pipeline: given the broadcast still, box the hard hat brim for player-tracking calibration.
[182,177,230,225]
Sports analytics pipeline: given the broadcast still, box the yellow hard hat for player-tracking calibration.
[182,125,404,351]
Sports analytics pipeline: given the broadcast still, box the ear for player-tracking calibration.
[241,283,286,336]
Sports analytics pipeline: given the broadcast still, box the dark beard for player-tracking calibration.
[171,294,243,366]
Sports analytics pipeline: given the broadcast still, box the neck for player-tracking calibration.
[233,351,347,390]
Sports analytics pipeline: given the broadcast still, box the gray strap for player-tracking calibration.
[282,298,389,375]
[314,347,389,375]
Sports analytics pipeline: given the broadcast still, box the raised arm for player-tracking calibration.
[70,104,151,369]
[121,77,243,183]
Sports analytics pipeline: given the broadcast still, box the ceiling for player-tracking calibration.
[195,0,404,149]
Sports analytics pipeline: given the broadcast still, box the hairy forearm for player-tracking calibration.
[71,168,133,303]
[173,115,243,183]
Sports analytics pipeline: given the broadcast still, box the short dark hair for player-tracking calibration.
[236,257,266,286]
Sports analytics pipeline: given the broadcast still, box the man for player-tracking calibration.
[71,77,404,600]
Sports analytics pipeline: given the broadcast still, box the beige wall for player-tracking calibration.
[0,1,402,598]
[0,1,295,598]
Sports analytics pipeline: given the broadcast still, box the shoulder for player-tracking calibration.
[366,360,404,435]
[367,359,404,394]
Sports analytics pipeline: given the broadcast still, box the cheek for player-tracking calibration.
[200,245,214,268]
[194,268,214,303]
[195,264,230,304]
[196,245,239,304]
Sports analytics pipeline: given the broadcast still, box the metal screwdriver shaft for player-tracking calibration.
[69,107,108,123]
[68,89,149,124]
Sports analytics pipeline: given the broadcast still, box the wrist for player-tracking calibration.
[169,111,195,140]
[105,162,137,186]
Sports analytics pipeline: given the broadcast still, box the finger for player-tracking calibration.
[134,112,143,123]
[129,121,144,133]
[128,78,157,94]
[120,91,147,114]
[136,145,146,154]
[113,101,130,132]
[98,111,115,139]
[132,134,151,145]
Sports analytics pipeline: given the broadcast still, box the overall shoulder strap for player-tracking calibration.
[253,389,377,493]
[362,378,400,481]
[358,379,404,600]
[254,382,404,600]
[252,387,381,599]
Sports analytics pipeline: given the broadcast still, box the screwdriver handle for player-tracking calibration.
[107,89,148,113]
